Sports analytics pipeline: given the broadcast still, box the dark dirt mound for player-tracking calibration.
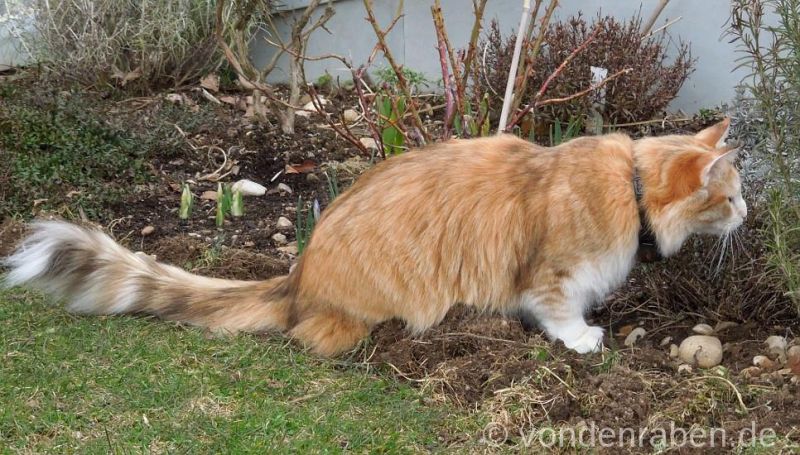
[147,236,290,280]
[0,219,26,257]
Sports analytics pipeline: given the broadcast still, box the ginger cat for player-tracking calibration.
[4,119,746,355]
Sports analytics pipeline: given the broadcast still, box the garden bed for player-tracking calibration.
[2,75,799,452]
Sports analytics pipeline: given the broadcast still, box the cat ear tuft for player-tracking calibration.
[700,147,738,186]
[695,117,731,149]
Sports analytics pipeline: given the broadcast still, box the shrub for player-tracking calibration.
[477,14,695,126]
[729,0,800,309]
[10,0,226,89]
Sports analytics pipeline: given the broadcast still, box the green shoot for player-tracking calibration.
[325,168,340,201]
[179,182,193,221]
[296,196,318,255]
[231,189,244,217]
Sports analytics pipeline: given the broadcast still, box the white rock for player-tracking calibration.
[669,344,679,358]
[277,183,293,195]
[359,137,378,150]
[624,327,647,347]
[231,179,266,196]
[765,335,787,353]
[343,109,359,123]
[141,225,155,236]
[277,244,298,255]
[659,336,673,347]
[678,336,723,368]
[271,233,287,244]
[678,364,693,374]
[276,217,293,229]
[302,97,328,113]
[692,323,715,335]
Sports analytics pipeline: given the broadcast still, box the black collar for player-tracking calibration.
[633,167,663,263]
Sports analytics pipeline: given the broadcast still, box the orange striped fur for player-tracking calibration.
[4,119,746,355]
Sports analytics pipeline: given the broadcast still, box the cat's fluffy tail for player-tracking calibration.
[3,221,292,334]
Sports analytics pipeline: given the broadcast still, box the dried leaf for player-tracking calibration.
[285,160,317,174]
[111,66,141,86]
[617,324,635,337]
[788,346,800,375]
[200,190,218,201]
[200,73,219,92]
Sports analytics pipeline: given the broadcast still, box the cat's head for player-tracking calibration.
[635,118,747,255]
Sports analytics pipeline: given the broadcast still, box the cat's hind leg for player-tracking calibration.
[519,291,604,354]
[288,306,373,356]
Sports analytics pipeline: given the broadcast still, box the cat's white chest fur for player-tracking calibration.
[565,245,638,311]
[521,239,638,353]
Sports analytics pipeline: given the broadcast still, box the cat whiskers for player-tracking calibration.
[712,231,732,277]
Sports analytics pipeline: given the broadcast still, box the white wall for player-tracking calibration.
[0,0,34,71]
[254,0,749,113]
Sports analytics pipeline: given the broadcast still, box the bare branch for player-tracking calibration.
[362,0,430,143]
[505,68,632,131]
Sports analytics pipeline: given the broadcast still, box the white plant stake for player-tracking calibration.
[497,0,532,134]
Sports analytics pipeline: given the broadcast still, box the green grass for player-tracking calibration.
[0,287,480,452]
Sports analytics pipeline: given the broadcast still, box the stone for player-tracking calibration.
[692,324,715,335]
[231,179,266,196]
[678,336,723,368]
[276,217,293,229]
[624,327,647,347]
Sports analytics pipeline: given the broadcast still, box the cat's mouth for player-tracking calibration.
[721,217,745,235]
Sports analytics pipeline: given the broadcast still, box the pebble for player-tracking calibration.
[232,179,266,196]
[272,233,287,244]
[678,335,723,368]
[669,344,679,358]
[343,109,359,123]
[359,137,378,150]
[624,327,647,347]
[307,173,320,183]
[276,217,293,229]
[659,336,673,347]
[753,355,775,370]
[141,225,155,236]
[277,244,298,255]
[277,183,293,195]
[678,364,693,374]
[692,323,715,335]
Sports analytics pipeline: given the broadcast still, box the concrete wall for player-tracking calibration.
[0,1,34,71]
[253,0,748,113]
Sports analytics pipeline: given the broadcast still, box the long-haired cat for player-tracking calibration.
[3,119,746,355]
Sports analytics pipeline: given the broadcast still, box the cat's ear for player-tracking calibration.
[695,118,731,148]
[701,146,739,186]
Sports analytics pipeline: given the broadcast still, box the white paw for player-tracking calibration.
[562,326,605,354]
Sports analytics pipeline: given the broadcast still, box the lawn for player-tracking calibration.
[0,287,482,453]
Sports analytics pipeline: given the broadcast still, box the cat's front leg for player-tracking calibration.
[519,293,604,354]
